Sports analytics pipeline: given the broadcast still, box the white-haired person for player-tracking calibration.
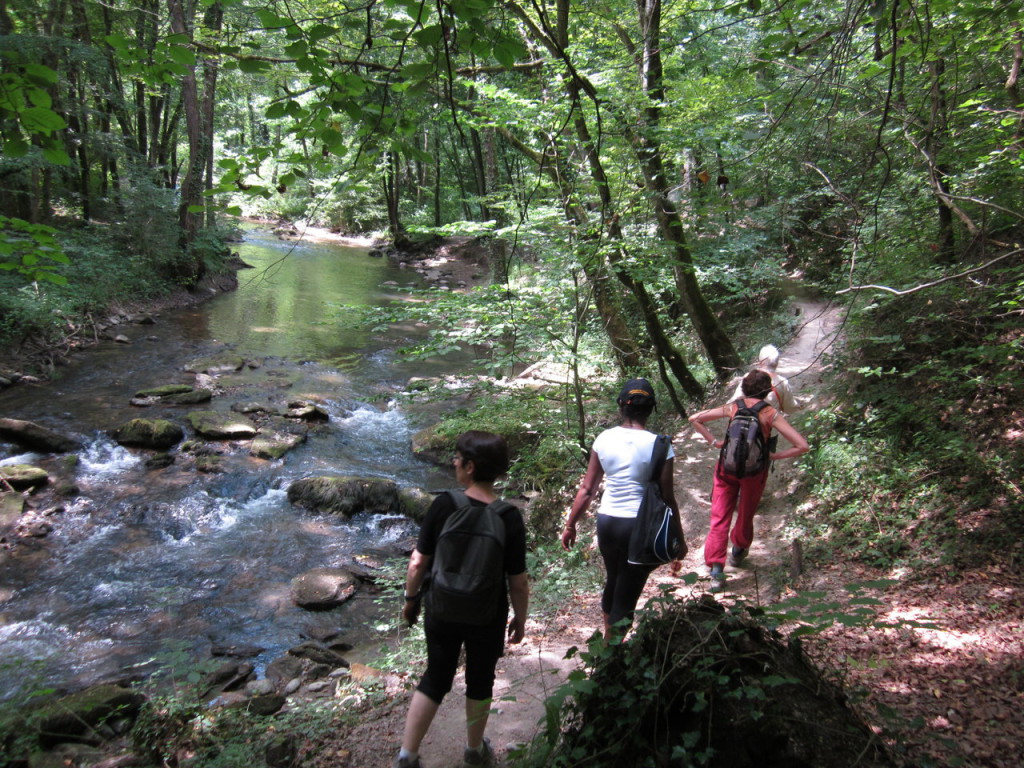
[731,344,804,414]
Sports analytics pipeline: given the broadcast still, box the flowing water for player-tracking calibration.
[0,227,468,701]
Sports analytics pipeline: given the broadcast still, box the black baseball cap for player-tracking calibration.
[617,378,656,407]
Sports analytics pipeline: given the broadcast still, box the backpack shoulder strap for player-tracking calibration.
[445,488,471,509]
[485,499,516,516]
[648,434,670,482]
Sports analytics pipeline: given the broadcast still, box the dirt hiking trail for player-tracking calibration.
[334,300,844,768]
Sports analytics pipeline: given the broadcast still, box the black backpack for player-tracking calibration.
[720,400,771,478]
[424,490,511,625]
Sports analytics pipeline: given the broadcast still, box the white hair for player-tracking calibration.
[757,344,780,370]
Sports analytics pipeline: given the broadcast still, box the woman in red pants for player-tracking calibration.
[689,370,809,590]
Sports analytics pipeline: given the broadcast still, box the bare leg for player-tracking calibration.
[465,697,491,749]
[603,611,611,637]
[401,690,441,753]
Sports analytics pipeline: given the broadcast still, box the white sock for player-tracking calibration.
[398,748,418,761]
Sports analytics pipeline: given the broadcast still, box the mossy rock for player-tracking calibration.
[0,417,82,453]
[35,683,146,747]
[186,410,257,439]
[0,464,49,490]
[110,418,184,450]
[251,431,306,460]
[134,385,194,397]
[286,476,402,518]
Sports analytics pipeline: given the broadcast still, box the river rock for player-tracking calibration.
[250,431,306,460]
[0,464,49,490]
[1,492,25,536]
[110,418,184,450]
[266,733,298,768]
[264,655,304,687]
[184,355,245,375]
[286,476,402,517]
[185,410,257,439]
[285,400,330,422]
[132,384,212,406]
[291,567,359,608]
[35,683,146,747]
[242,694,286,716]
[286,640,350,668]
[398,486,434,523]
[231,401,280,416]
[0,417,82,453]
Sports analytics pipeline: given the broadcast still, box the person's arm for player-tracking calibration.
[688,404,731,449]
[774,377,801,414]
[658,456,688,573]
[506,571,529,643]
[561,450,604,550]
[769,414,809,460]
[401,548,432,626]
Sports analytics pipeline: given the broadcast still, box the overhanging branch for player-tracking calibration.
[836,249,1023,296]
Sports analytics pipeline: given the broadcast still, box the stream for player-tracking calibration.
[0,227,468,702]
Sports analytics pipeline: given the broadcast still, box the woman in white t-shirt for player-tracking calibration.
[561,378,687,637]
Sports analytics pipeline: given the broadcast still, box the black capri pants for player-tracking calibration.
[416,612,507,703]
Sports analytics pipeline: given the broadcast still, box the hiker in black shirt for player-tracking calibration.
[394,431,528,768]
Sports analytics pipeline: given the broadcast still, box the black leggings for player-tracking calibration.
[597,514,657,628]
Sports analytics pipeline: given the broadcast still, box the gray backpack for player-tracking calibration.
[720,400,771,478]
[425,490,511,625]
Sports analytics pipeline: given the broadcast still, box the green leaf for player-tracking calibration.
[401,62,434,80]
[21,107,67,134]
[23,63,59,85]
[238,58,271,74]
[166,43,196,67]
[264,102,286,119]
[492,42,517,68]
[256,9,287,28]
[27,88,52,109]
[42,147,71,166]
[307,23,337,43]
[414,24,443,48]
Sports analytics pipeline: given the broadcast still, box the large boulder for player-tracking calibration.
[0,418,82,453]
[286,476,402,518]
[186,410,257,440]
[110,418,184,450]
[290,567,359,608]
[0,464,49,490]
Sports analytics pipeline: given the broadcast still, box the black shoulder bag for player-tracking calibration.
[627,435,682,566]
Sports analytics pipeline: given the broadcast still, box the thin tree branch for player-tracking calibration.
[836,249,1023,296]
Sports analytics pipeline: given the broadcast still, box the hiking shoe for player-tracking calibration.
[709,564,725,592]
[728,547,748,567]
[463,738,494,767]
[394,756,422,768]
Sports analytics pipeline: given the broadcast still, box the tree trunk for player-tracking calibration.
[633,0,742,379]
[168,0,203,259]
